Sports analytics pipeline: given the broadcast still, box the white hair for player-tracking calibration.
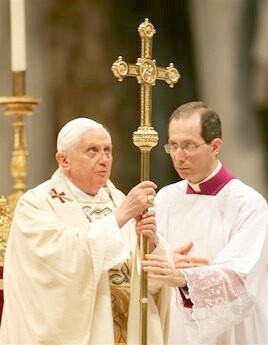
[57,117,110,152]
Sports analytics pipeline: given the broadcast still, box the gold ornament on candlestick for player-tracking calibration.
[0,71,41,259]
[112,18,180,345]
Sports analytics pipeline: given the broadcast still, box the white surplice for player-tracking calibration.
[155,177,268,345]
[0,169,170,345]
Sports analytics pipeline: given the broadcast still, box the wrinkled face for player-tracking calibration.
[168,114,222,184]
[56,128,113,195]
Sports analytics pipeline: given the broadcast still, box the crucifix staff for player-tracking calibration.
[112,18,180,345]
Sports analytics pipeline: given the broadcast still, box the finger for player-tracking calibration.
[147,273,165,280]
[175,262,209,268]
[174,254,208,265]
[186,256,209,264]
[143,189,157,198]
[142,260,165,268]
[136,228,142,235]
[143,265,170,274]
[132,184,157,195]
[139,230,156,240]
[146,273,177,286]
[136,221,156,230]
[135,214,142,222]
[141,210,155,219]
[139,224,156,232]
[139,217,156,226]
[145,254,168,262]
[175,262,191,269]
[135,219,144,227]
[189,262,209,267]
[143,259,170,269]
[140,214,156,221]
[174,254,192,263]
[174,241,193,254]
[138,181,158,190]
[146,273,170,283]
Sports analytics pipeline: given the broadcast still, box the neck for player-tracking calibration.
[188,160,219,185]
[65,174,99,196]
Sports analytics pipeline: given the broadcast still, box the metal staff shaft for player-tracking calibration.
[139,149,151,344]
[112,18,180,345]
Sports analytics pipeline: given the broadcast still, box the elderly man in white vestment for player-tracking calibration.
[143,101,268,345]
[0,117,170,345]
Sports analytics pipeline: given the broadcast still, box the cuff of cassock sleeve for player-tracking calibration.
[179,287,193,309]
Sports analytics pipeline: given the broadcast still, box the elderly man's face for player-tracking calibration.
[168,114,222,184]
[62,128,113,195]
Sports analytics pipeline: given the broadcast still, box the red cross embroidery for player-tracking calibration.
[49,188,66,203]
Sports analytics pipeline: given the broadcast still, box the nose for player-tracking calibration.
[175,147,186,158]
[98,151,110,163]
[173,147,186,162]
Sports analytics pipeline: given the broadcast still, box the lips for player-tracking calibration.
[177,167,189,172]
[96,170,108,176]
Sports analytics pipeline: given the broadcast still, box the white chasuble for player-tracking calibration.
[0,169,170,345]
[77,189,131,345]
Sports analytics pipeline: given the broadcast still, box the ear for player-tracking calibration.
[210,138,223,156]
[55,152,70,170]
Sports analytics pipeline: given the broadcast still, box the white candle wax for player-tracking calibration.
[10,0,26,71]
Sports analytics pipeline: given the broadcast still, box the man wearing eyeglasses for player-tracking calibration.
[143,101,268,345]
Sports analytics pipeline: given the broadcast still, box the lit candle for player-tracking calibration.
[10,0,26,72]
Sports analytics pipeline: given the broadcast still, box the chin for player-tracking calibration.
[180,174,199,184]
[177,170,189,180]
[96,177,108,186]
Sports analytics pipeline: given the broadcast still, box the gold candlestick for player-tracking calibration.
[0,71,41,212]
[0,95,41,212]
[0,72,40,261]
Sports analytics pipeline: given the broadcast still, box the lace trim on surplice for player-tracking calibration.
[179,266,254,342]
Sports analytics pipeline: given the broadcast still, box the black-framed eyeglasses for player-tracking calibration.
[164,142,207,154]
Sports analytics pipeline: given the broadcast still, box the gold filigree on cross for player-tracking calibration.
[112,18,180,131]
[111,18,181,345]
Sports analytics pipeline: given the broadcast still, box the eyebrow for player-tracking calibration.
[85,144,112,150]
[169,137,200,143]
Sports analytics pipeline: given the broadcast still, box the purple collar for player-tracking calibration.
[186,165,236,195]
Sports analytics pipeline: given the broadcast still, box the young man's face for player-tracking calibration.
[59,128,113,195]
[168,114,222,184]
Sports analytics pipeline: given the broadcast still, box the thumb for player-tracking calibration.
[135,214,142,222]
